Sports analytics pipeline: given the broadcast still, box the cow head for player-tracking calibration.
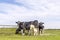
[16,21,20,24]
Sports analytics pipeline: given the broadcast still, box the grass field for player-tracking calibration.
[0,28,60,40]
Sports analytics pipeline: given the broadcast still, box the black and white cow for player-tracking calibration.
[15,21,25,35]
[39,22,44,34]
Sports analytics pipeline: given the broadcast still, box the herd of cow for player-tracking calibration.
[15,20,44,35]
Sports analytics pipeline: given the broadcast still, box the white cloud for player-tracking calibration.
[15,0,60,16]
[15,0,48,11]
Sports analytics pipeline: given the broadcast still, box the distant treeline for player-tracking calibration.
[0,25,17,28]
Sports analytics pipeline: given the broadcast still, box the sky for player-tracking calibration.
[0,0,60,29]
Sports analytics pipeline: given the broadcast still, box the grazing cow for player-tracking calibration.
[15,21,25,35]
[39,22,44,34]
[30,20,39,35]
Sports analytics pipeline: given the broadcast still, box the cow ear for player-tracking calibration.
[16,22,17,23]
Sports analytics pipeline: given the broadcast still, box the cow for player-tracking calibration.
[39,22,44,35]
[15,21,25,35]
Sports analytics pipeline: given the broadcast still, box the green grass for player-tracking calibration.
[0,28,60,40]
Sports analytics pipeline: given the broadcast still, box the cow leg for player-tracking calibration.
[29,28,34,35]
[15,28,21,34]
[39,29,44,35]
[27,30,31,35]
[21,29,25,35]
[39,28,42,35]
[41,29,44,34]
[34,28,38,36]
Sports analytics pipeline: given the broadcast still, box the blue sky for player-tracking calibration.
[0,0,60,29]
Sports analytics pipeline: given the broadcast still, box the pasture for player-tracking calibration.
[0,28,60,40]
